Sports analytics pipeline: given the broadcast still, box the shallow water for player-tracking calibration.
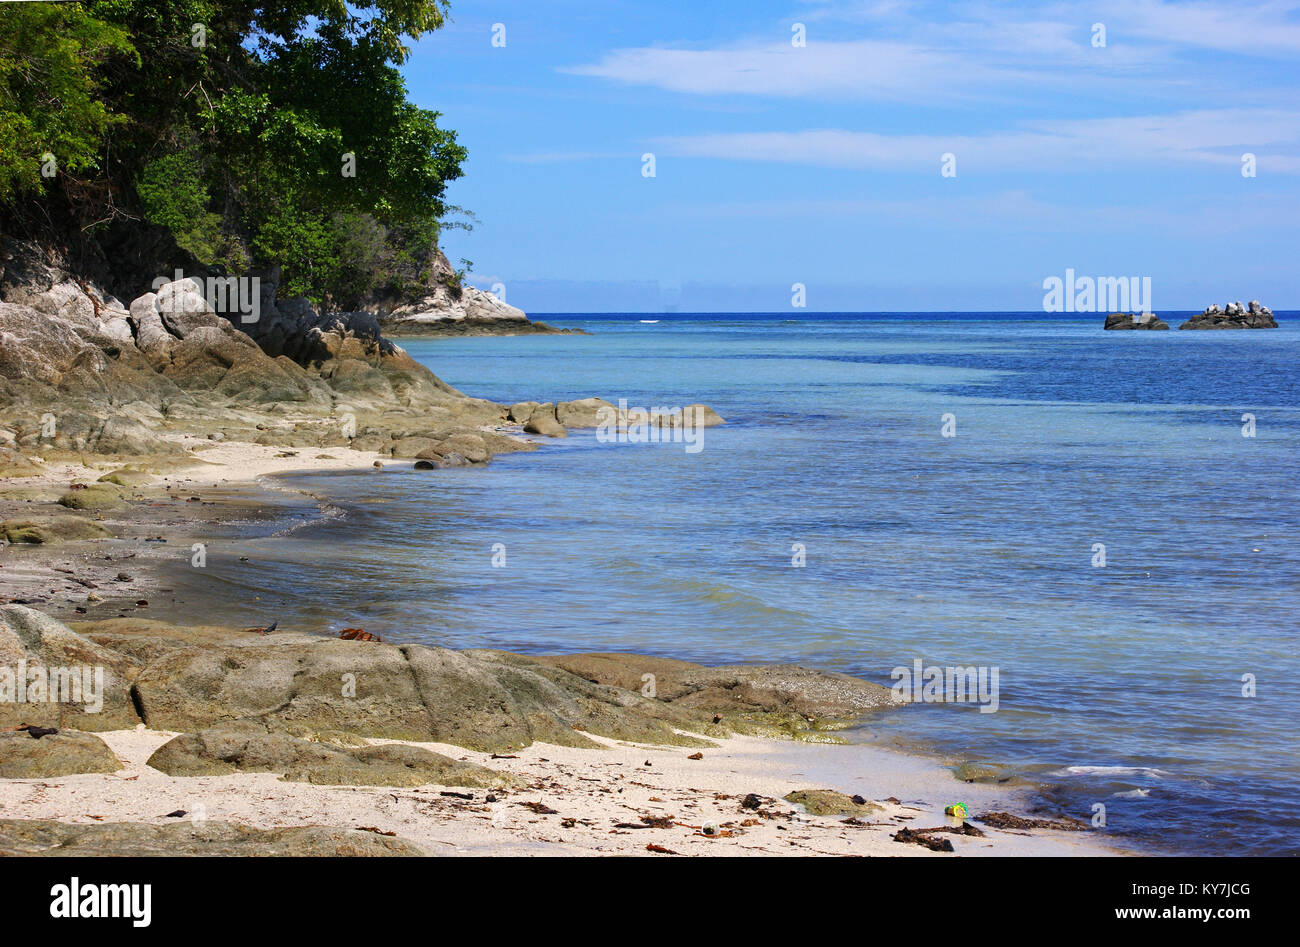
[159,313,1300,855]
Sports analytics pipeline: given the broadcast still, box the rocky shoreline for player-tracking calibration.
[0,597,1115,856]
[0,242,1117,856]
[0,459,1122,857]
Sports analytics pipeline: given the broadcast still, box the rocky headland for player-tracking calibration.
[0,239,1110,857]
[0,236,715,475]
[367,250,580,337]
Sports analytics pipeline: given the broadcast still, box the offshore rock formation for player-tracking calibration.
[1179,301,1277,330]
[1103,312,1169,330]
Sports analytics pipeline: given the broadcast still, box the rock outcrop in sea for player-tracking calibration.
[1103,312,1169,330]
[1178,301,1277,330]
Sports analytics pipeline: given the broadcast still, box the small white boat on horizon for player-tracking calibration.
[639,319,660,324]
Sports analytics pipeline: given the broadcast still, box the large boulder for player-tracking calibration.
[0,729,122,778]
[523,404,567,438]
[0,606,141,730]
[155,278,224,338]
[375,250,576,336]
[1,516,113,545]
[0,301,107,387]
[556,397,617,428]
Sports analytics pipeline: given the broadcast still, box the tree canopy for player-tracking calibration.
[0,0,465,305]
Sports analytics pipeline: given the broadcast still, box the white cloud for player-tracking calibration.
[1093,0,1300,56]
[652,188,1300,233]
[562,38,1046,103]
[563,1,1300,103]
[656,109,1300,172]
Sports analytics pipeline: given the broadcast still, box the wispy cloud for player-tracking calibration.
[653,188,1300,233]
[564,38,1058,103]
[802,0,1300,56]
[502,151,632,164]
[656,109,1300,172]
[563,1,1300,104]
[1091,0,1300,56]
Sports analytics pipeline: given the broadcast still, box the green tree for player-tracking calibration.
[0,2,134,202]
[2,0,466,306]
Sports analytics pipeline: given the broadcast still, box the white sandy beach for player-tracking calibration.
[0,726,1121,856]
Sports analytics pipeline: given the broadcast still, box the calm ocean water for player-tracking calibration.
[161,312,1300,855]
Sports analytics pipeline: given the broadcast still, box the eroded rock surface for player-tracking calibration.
[0,605,139,730]
[146,720,519,787]
[0,819,424,856]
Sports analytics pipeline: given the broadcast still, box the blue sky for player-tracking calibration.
[400,0,1300,312]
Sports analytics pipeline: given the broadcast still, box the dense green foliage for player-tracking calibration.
[0,0,465,305]
[0,3,134,202]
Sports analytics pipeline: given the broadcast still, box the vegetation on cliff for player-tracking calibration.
[0,1,467,306]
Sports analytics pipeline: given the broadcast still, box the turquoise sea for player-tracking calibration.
[160,313,1300,856]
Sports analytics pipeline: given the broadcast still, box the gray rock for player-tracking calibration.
[556,397,617,428]
[0,729,122,777]
[0,606,141,730]
[146,720,520,787]
[523,404,567,438]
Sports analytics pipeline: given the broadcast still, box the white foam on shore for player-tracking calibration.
[1053,765,1171,778]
